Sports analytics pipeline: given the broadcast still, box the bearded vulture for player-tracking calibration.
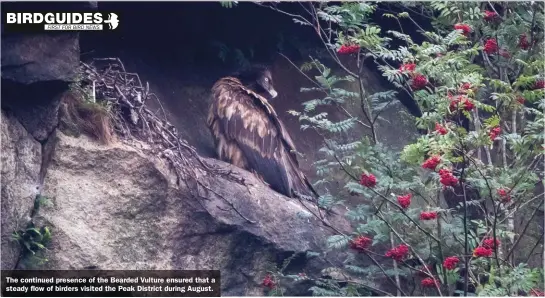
[207,65,318,200]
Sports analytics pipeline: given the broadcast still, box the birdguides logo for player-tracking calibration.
[4,12,120,32]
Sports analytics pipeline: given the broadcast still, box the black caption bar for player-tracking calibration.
[1,270,221,297]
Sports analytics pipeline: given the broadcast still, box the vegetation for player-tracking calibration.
[219,1,544,296]
[12,195,52,269]
[60,70,115,145]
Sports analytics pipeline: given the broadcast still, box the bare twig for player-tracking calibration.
[199,181,256,224]
[75,57,261,226]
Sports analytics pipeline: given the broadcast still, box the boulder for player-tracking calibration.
[0,110,42,270]
[1,33,80,85]
[1,32,80,141]
[34,130,352,295]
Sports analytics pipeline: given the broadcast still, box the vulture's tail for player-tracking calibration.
[282,151,339,216]
[282,151,319,200]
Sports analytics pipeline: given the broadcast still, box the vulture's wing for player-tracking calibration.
[209,77,317,199]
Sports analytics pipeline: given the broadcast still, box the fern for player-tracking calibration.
[326,235,352,250]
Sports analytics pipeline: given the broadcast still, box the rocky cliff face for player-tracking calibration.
[1,111,42,271]
[32,129,352,295]
[0,15,358,297]
[1,105,351,294]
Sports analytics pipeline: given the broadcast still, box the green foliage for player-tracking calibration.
[69,66,94,102]
[12,194,53,269]
[478,265,544,296]
[326,235,352,250]
[12,225,51,256]
[12,224,51,268]
[32,194,51,216]
[255,1,545,296]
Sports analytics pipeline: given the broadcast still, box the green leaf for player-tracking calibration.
[327,235,352,250]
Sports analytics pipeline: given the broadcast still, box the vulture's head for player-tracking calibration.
[235,65,278,100]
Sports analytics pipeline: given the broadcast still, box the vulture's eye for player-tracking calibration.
[264,78,269,82]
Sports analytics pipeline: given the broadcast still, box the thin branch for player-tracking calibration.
[504,199,544,261]
[278,52,370,130]
[525,232,544,264]
[374,210,443,296]
[365,186,442,243]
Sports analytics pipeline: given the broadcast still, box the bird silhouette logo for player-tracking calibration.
[104,13,119,30]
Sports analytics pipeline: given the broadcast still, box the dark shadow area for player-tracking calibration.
[0,1,426,174]
[80,2,321,76]
[75,2,428,156]
[77,2,326,158]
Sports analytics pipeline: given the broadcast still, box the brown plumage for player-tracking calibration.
[207,66,318,200]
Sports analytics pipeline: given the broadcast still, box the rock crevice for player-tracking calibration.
[1,26,84,270]
[1,110,43,270]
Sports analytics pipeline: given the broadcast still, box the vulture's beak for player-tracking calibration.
[268,88,278,99]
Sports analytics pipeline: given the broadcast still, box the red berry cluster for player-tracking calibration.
[449,95,475,112]
[262,274,275,289]
[489,126,501,141]
[385,244,409,261]
[422,156,458,187]
[411,74,428,90]
[435,123,448,135]
[534,80,545,90]
[350,236,372,252]
[397,193,412,209]
[338,44,360,55]
[448,95,461,112]
[443,256,459,270]
[422,155,441,170]
[519,34,530,50]
[454,23,471,36]
[516,96,525,104]
[497,188,511,203]
[421,277,439,288]
[420,211,438,220]
[483,237,501,249]
[439,169,458,187]
[460,82,472,92]
[463,98,475,111]
[483,38,498,54]
[399,63,416,72]
[473,246,493,258]
[360,173,377,188]
[484,10,499,22]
